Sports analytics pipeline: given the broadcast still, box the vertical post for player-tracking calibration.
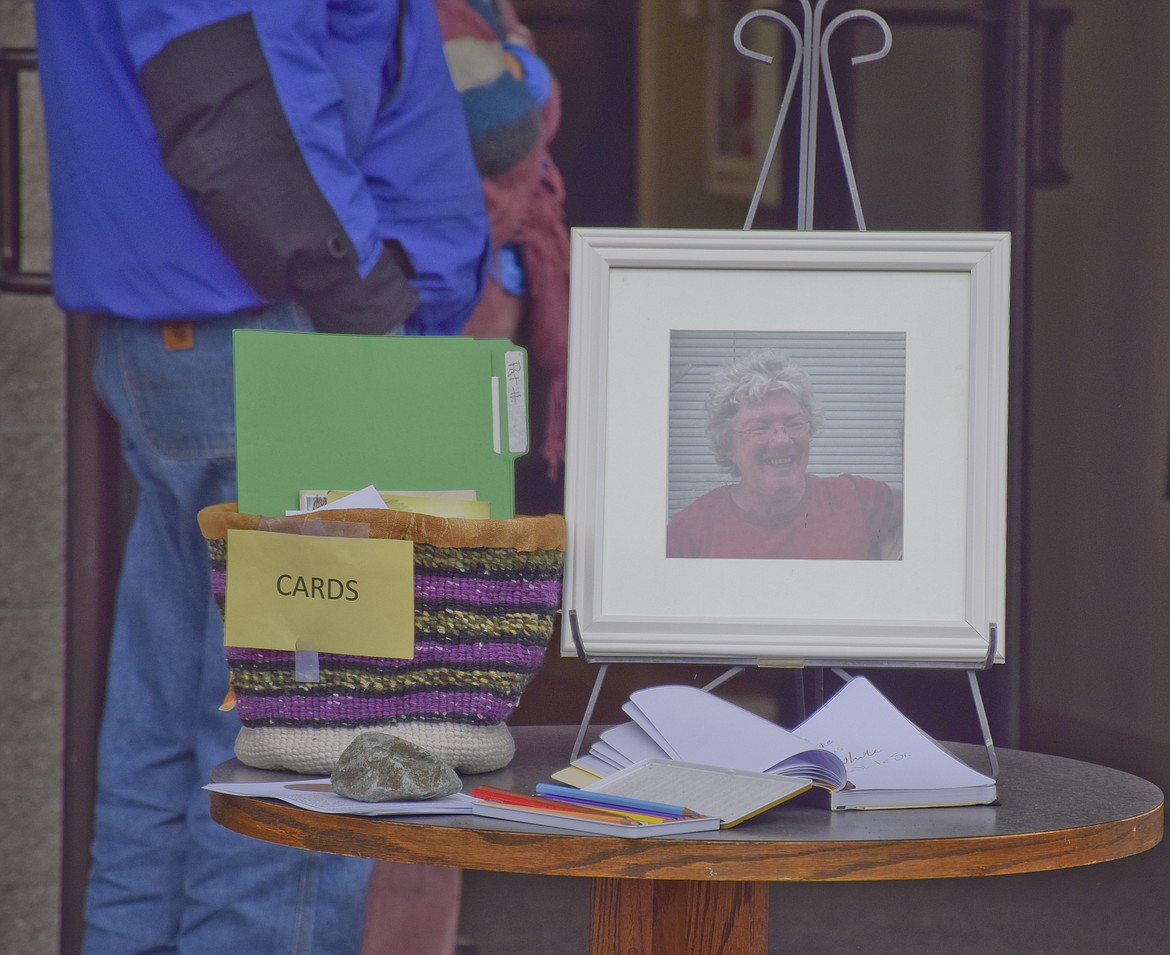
[61,315,127,954]
[591,879,768,955]
[981,0,1033,750]
[795,1,819,229]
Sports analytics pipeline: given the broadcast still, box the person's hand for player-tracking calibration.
[501,49,524,81]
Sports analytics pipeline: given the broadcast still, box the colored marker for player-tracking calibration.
[535,794,682,824]
[476,801,642,827]
[535,783,699,817]
[469,787,642,825]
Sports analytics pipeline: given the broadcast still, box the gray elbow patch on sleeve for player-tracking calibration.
[139,14,417,332]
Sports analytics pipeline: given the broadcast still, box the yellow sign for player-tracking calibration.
[224,529,415,658]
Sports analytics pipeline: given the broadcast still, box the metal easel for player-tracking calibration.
[563,1,999,782]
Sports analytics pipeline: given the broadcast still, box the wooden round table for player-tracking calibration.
[209,726,1163,955]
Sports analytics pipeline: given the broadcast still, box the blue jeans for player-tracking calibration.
[84,304,374,954]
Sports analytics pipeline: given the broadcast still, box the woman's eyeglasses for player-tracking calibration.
[731,417,810,439]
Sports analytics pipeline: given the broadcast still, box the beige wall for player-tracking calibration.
[637,2,747,227]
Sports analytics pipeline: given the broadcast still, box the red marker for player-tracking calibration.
[470,786,641,825]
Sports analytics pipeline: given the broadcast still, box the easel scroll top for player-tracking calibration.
[734,2,893,231]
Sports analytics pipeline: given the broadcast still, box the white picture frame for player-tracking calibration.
[561,228,1010,666]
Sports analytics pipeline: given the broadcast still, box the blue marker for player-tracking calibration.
[535,783,698,817]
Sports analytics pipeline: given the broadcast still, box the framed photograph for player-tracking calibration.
[561,229,1010,666]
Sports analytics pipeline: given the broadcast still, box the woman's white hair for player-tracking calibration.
[705,348,823,473]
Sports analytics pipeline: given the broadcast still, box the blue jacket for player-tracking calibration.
[35,0,490,335]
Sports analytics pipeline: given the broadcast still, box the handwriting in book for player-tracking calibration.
[834,750,913,773]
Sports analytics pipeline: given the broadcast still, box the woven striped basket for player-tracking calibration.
[198,503,565,775]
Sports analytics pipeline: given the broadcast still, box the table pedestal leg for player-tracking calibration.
[590,878,768,955]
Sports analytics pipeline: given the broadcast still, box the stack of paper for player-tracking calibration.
[564,684,848,792]
[204,779,474,816]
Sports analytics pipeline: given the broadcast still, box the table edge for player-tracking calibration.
[208,791,1163,883]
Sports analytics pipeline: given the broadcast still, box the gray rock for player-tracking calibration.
[331,732,462,802]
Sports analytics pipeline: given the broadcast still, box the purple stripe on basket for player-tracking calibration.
[411,642,546,667]
[413,575,561,606]
[226,642,547,669]
[236,689,513,723]
[210,569,227,595]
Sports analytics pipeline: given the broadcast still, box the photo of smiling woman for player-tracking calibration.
[667,345,903,560]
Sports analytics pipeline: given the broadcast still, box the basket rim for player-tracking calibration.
[198,502,565,552]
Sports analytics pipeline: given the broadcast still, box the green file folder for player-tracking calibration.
[233,330,528,518]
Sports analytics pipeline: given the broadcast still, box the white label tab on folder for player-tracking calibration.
[504,350,528,453]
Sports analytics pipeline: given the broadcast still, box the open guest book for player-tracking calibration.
[556,678,996,811]
[793,677,997,809]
